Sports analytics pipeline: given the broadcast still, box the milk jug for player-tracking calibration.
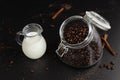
[16,23,47,59]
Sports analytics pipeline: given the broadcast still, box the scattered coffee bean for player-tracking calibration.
[106,65,111,70]
[48,4,54,8]
[30,69,35,73]
[45,67,49,71]
[99,65,103,68]
[62,4,72,10]
[22,77,25,80]
[103,64,106,68]
[110,61,114,65]
[9,60,14,64]
[110,66,114,70]
[50,24,55,27]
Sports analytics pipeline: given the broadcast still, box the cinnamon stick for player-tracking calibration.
[52,7,64,20]
[102,37,116,56]
[102,34,108,48]
[51,4,72,20]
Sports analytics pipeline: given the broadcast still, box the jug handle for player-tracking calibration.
[16,31,23,46]
[56,43,68,57]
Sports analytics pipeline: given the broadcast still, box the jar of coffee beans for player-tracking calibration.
[56,11,111,68]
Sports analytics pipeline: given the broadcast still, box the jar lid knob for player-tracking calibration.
[84,11,111,31]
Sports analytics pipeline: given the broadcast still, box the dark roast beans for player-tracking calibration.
[64,20,88,44]
[59,42,101,68]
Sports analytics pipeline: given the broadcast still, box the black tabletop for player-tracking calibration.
[0,0,120,80]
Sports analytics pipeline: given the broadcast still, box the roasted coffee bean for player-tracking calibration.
[110,61,114,65]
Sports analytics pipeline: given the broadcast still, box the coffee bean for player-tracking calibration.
[110,66,114,70]
[110,61,114,65]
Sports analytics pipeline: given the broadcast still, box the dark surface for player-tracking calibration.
[0,0,120,80]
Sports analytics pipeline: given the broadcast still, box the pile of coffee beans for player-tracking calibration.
[59,41,101,68]
[58,20,102,68]
[64,20,88,44]
[99,61,115,70]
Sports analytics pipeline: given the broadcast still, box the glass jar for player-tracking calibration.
[56,11,111,68]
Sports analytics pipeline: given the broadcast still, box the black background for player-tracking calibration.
[0,0,120,80]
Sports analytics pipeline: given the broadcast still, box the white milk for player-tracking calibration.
[22,32,47,59]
